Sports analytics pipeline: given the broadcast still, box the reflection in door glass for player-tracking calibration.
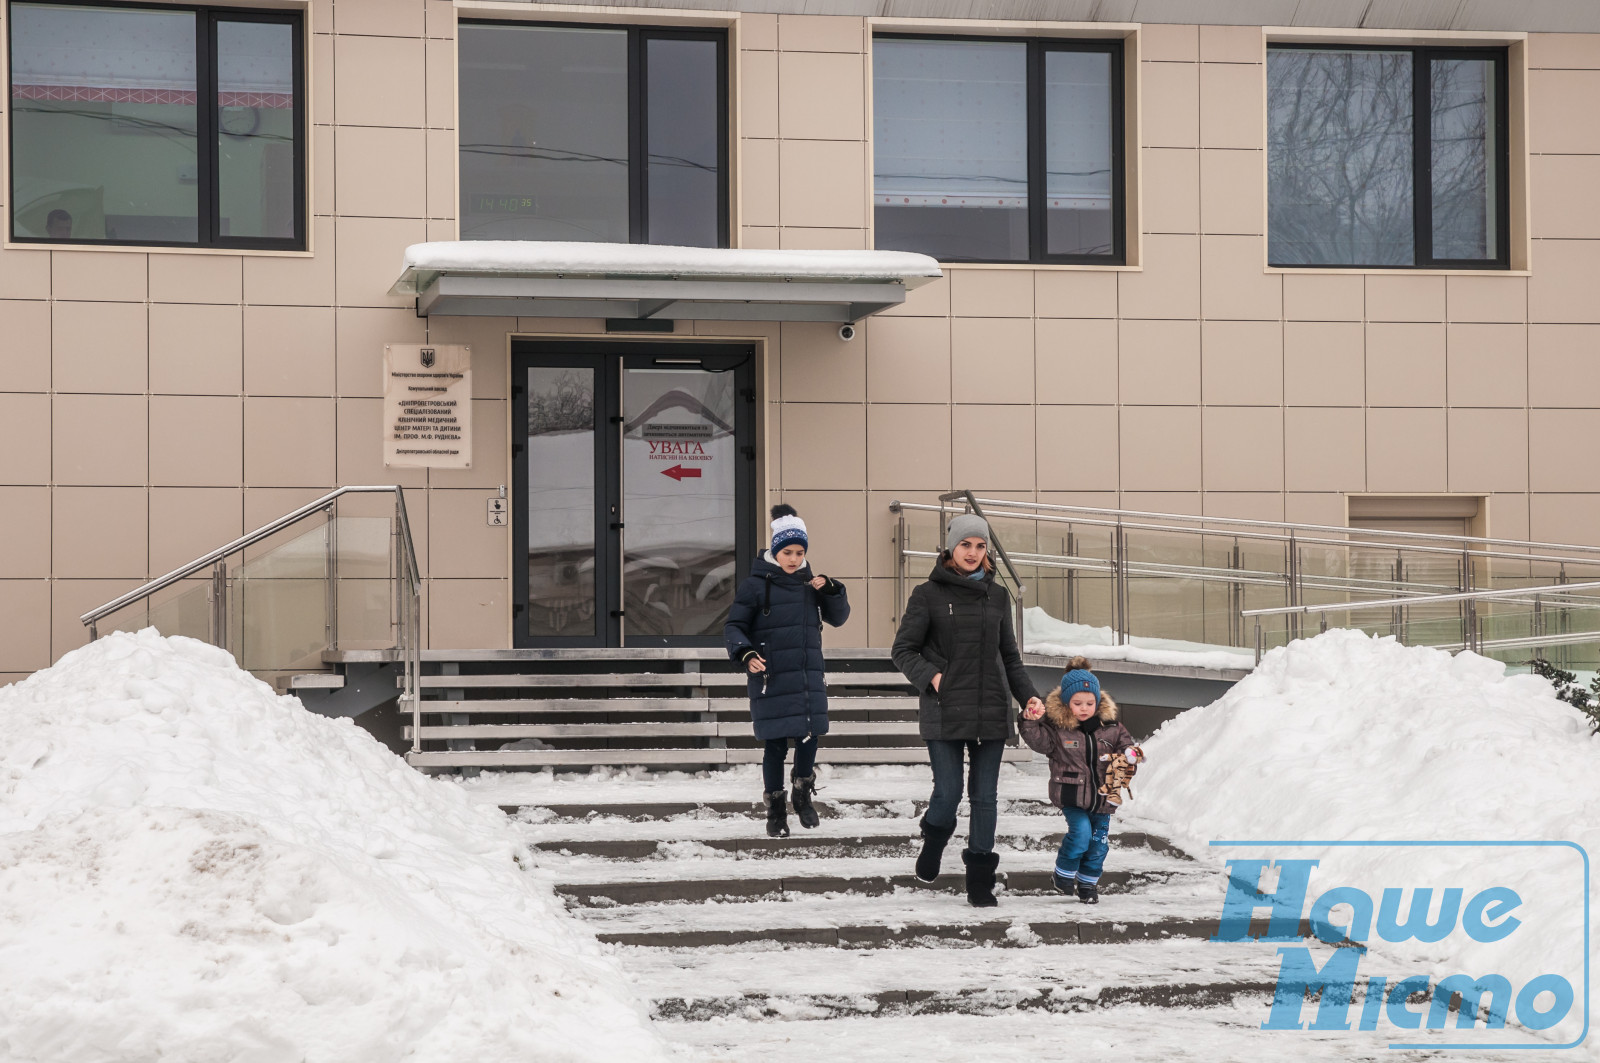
[622,367,738,638]
[525,367,597,638]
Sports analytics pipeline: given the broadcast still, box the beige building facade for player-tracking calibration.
[3,0,1600,677]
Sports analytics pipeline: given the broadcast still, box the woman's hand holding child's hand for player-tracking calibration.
[1022,698,1045,721]
[747,654,767,674]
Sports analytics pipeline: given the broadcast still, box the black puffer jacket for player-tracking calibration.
[891,561,1040,742]
[724,553,850,741]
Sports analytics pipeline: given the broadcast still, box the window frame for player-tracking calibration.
[1267,41,1511,271]
[458,19,731,249]
[5,0,307,251]
[871,31,1127,266]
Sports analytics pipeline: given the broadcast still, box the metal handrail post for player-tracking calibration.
[209,563,223,646]
[1255,617,1263,665]
[1114,520,1127,646]
[892,503,907,627]
[1286,530,1299,642]
[215,560,228,651]
[325,510,339,651]
[1065,529,1077,623]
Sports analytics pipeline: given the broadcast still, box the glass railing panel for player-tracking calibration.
[230,520,332,676]
[331,516,396,649]
[1014,520,1117,649]
[95,577,211,641]
[145,578,214,642]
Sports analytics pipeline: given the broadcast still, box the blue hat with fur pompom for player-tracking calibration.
[1060,667,1101,704]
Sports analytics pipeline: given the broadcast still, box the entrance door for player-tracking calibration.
[512,341,756,647]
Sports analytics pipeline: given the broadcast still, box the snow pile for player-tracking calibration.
[1024,607,1255,672]
[1126,629,1597,1045]
[0,631,669,1063]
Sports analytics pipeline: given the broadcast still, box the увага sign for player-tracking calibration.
[1211,841,1589,1050]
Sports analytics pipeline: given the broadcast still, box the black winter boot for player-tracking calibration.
[1077,882,1099,904]
[962,849,1001,907]
[764,791,790,838]
[915,816,957,883]
[1052,870,1076,895]
[791,772,820,830]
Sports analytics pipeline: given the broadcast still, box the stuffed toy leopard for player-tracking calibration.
[1097,746,1144,806]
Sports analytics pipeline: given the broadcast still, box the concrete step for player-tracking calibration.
[408,695,919,715]
[529,830,1090,860]
[405,720,926,741]
[556,865,1175,906]
[591,914,1227,950]
[494,797,1058,819]
[650,979,1278,1020]
[408,746,1035,769]
[418,672,915,690]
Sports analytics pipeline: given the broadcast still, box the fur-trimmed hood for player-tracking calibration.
[1043,687,1120,731]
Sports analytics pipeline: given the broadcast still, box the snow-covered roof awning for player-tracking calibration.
[390,241,943,324]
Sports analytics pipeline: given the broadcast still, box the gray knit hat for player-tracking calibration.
[945,514,990,553]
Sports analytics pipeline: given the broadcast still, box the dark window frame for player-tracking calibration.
[460,19,730,248]
[872,32,1126,266]
[6,0,306,251]
[1267,41,1511,270]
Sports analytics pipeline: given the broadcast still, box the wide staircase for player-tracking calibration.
[334,647,1038,772]
[467,767,1514,1058]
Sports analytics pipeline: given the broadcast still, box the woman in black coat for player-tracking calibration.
[891,514,1043,906]
[725,505,850,837]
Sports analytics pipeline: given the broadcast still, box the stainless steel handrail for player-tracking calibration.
[81,485,418,626]
[958,495,1600,560]
[891,492,1600,669]
[1241,580,1600,618]
[1242,580,1600,664]
[80,485,424,746]
[893,500,1600,569]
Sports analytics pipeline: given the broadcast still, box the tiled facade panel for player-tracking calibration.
[4,7,1600,662]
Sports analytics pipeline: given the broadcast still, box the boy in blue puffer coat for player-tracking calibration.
[725,505,851,837]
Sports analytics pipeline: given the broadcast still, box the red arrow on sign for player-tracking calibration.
[661,465,702,481]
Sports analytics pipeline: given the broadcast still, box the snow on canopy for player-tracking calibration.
[0,630,669,1063]
[1124,629,1599,1049]
[391,240,943,295]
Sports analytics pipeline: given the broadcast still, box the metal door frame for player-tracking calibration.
[511,338,757,648]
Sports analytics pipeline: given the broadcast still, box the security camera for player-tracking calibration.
[838,324,857,342]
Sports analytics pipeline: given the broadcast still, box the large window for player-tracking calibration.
[1268,44,1509,269]
[8,2,304,249]
[872,35,1123,264]
[457,21,728,247]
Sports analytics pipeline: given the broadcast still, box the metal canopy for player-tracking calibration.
[393,242,944,323]
[415,273,917,322]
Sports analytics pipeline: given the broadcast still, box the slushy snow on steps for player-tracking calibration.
[0,629,670,1063]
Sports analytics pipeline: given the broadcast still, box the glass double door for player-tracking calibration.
[512,343,756,647]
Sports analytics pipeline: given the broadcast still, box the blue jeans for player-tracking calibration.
[925,738,1007,855]
[763,735,818,793]
[1055,807,1112,884]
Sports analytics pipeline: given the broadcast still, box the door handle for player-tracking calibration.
[610,521,625,530]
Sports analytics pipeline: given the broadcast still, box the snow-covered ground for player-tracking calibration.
[1123,629,1598,1053]
[0,631,669,1063]
[5,627,1595,1061]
